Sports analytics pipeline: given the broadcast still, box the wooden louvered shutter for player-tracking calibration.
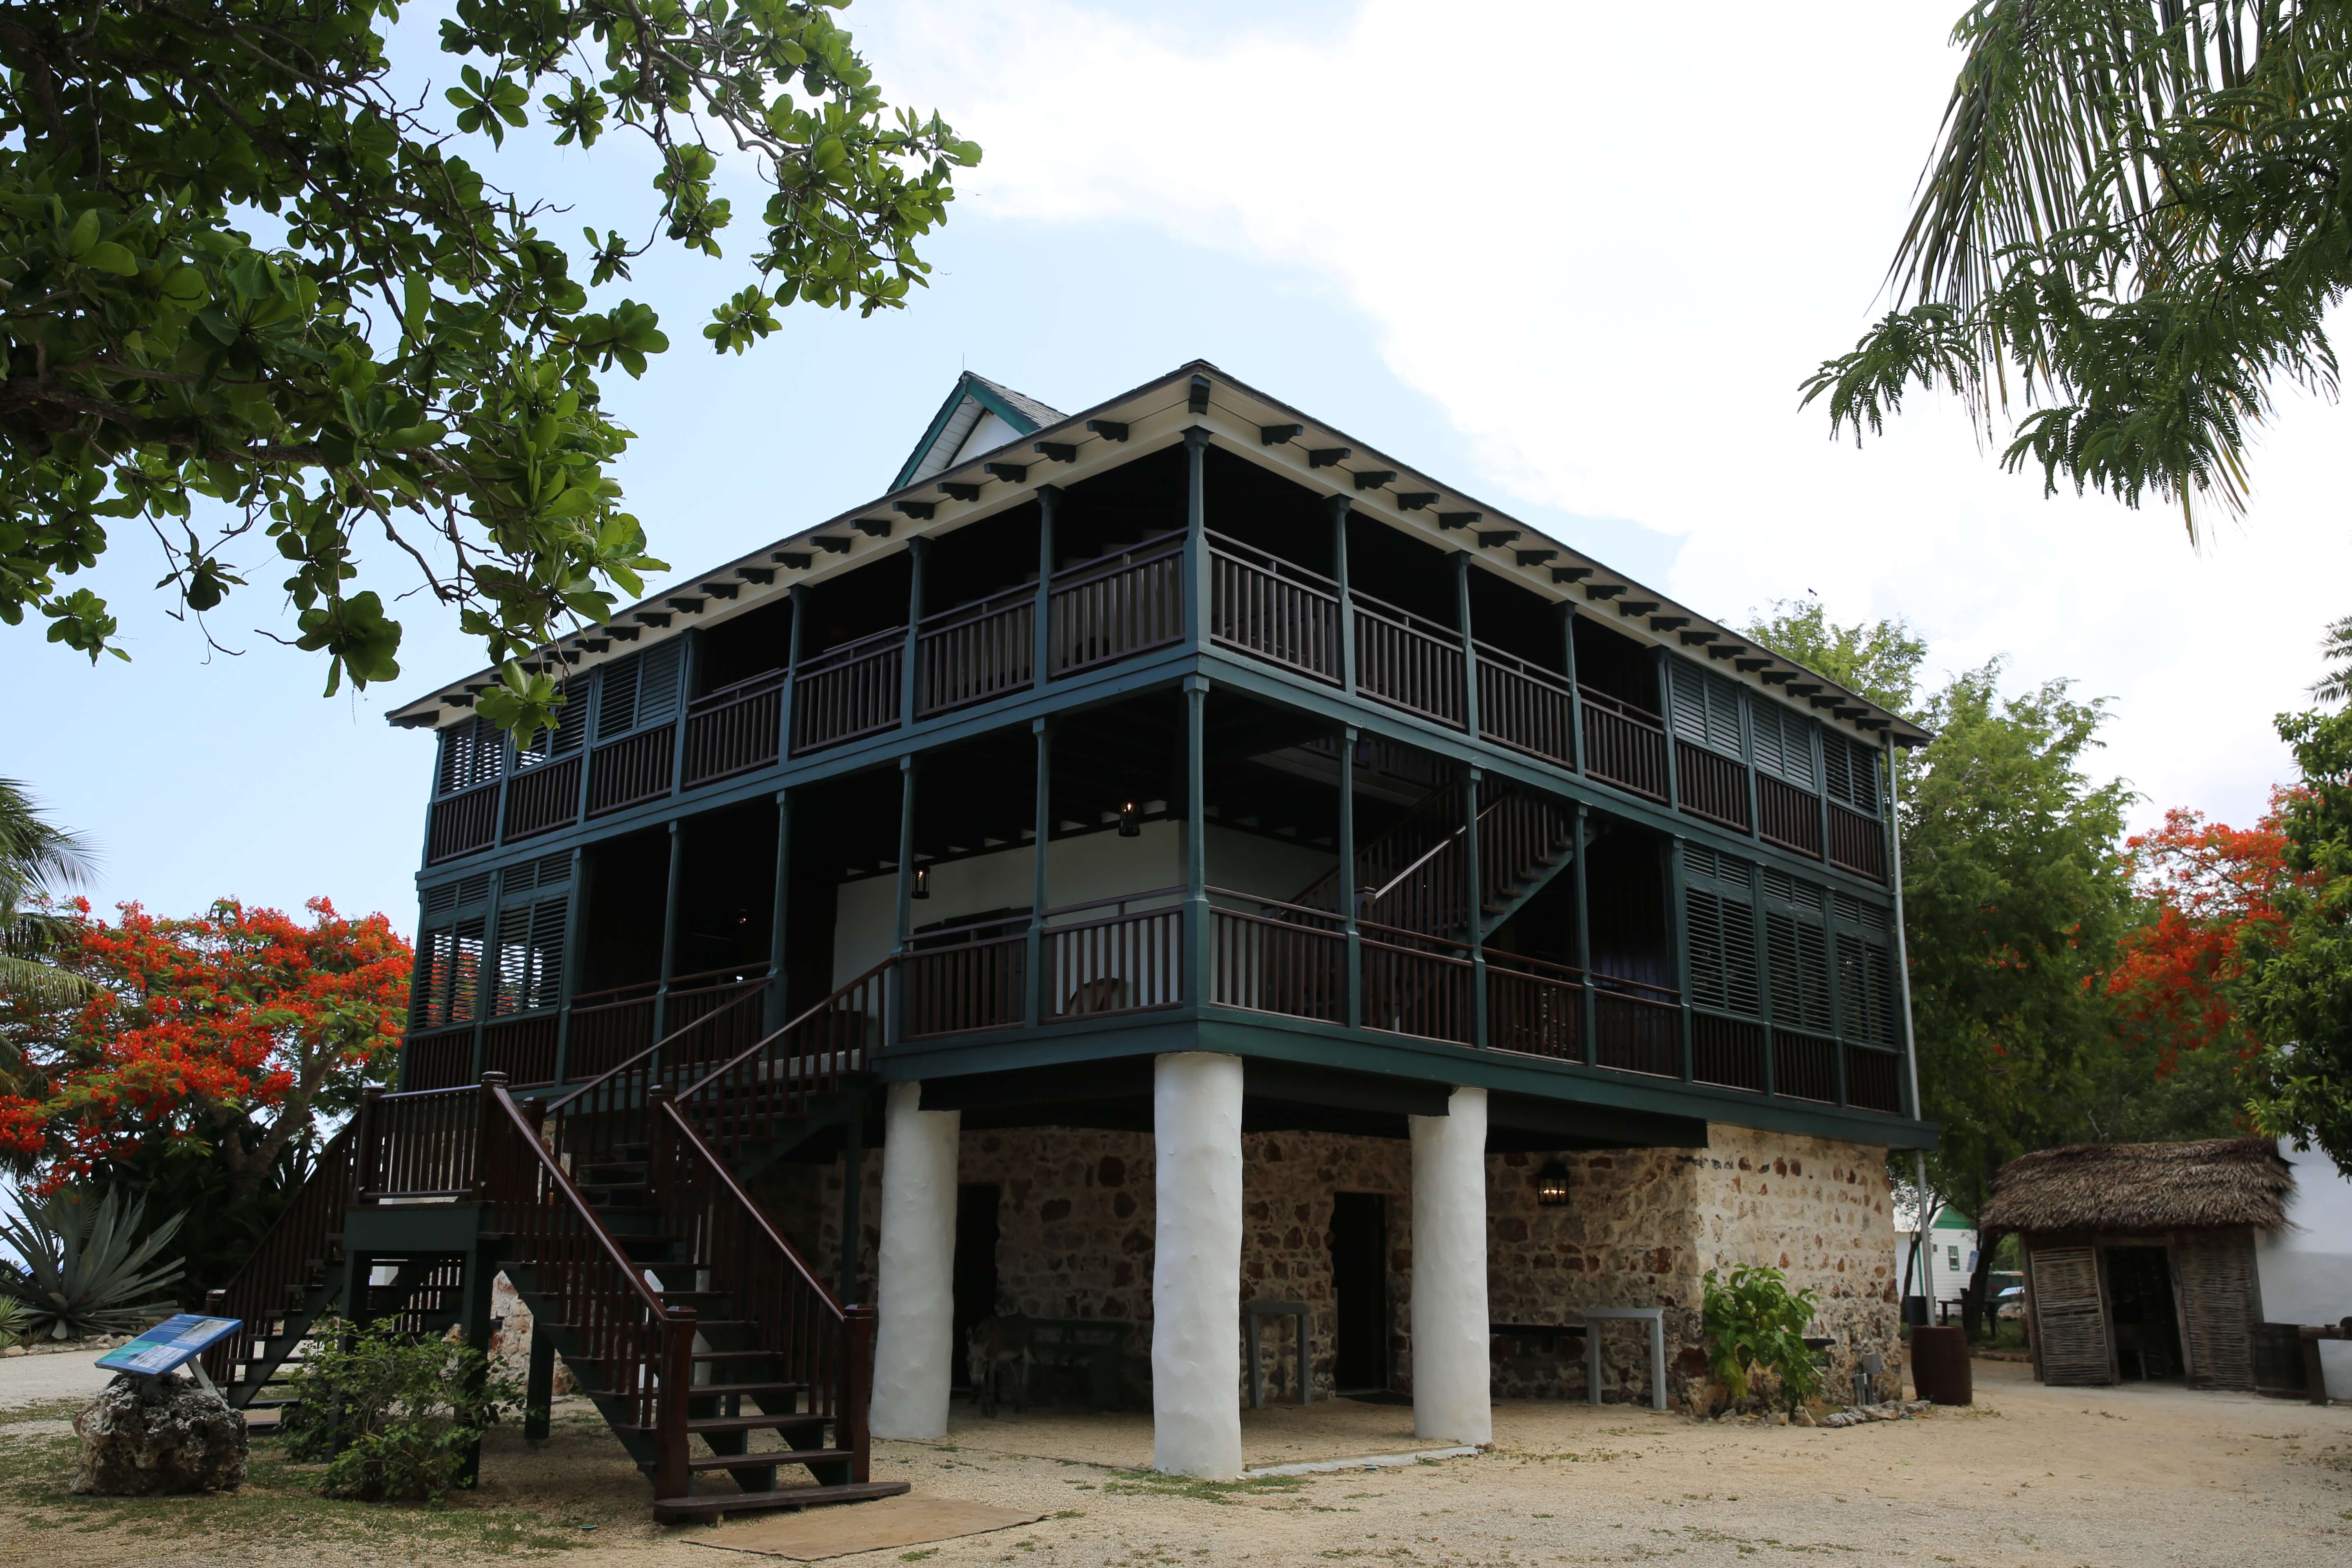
[2173,1230,2260,1390]
[2029,1245,2112,1385]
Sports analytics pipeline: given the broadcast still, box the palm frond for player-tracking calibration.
[2313,612,2352,701]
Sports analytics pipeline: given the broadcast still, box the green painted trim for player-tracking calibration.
[889,373,1048,494]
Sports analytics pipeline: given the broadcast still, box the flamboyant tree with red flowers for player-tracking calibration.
[0,898,410,1203]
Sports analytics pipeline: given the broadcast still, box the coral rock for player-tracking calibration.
[72,1372,247,1496]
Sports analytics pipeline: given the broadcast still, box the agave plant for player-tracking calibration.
[0,1187,185,1341]
[0,1295,26,1348]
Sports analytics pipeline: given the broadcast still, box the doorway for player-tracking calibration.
[2104,1245,2184,1381]
[951,1183,1002,1392]
[1331,1192,1389,1393]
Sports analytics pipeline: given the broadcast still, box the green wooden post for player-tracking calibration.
[1183,675,1210,1007]
[901,535,929,727]
[1028,719,1051,1026]
[780,582,806,760]
[891,755,918,1051]
[1560,602,1585,775]
[1183,429,1212,651]
[766,791,792,1031]
[553,846,587,1085]
[1822,872,1850,1102]
[472,865,501,1082]
[653,818,683,1040]
[1882,732,1924,1121]
[1668,835,1692,1081]
[1655,648,1680,813]
[1753,862,1777,1098]
[1339,724,1361,1031]
[1814,721,1833,864]
[1331,496,1356,698]
[1572,804,1596,1066]
[1464,764,1487,1048]
[1035,485,1059,688]
[838,1088,866,1305]
[1741,687,1764,844]
[668,629,699,797]
[1455,552,1481,740]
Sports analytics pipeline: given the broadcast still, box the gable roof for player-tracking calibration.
[891,372,1066,492]
[386,358,1934,749]
[1978,1138,2295,1234]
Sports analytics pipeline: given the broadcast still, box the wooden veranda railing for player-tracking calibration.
[1690,1010,1768,1092]
[1579,689,1668,801]
[1360,922,1477,1043]
[1208,891,1345,1023]
[504,756,581,840]
[684,669,785,786]
[1477,644,1575,767]
[673,961,885,1162]
[904,919,1027,1038]
[1353,592,1466,728]
[1757,773,1824,857]
[1049,531,1185,675]
[1673,738,1750,832]
[428,782,499,863]
[1828,802,1887,880]
[792,628,904,755]
[918,586,1036,717]
[1040,889,1185,1020]
[1485,950,1584,1060]
[588,725,675,816]
[1592,974,1681,1076]
[1207,534,1341,684]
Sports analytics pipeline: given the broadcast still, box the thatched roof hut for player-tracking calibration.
[1980,1138,2294,1236]
[1987,1138,2299,1392]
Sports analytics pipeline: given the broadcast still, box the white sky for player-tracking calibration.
[19,0,2348,929]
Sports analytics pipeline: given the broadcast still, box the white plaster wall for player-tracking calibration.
[829,823,1336,987]
[2255,1139,2352,1400]
[1410,1087,1492,1445]
[952,408,1024,465]
[869,1082,961,1439]
[1152,1052,1245,1479]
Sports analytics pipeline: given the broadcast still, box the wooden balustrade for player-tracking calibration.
[428,782,499,862]
[1360,924,1476,1043]
[1757,773,1824,857]
[1845,1044,1904,1114]
[541,976,772,1165]
[1828,802,1887,880]
[361,1085,481,1198]
[1674,738,1751,832]
[1580,691,1669,801]
[673,961,884,1163]
[402,1025,475,1090]
[563,981,659,1080]
[588,725,675,816]
[1690,1011,1768,1092]
[918,588,1036,717]
[1046,893,1185,1019]
[904,927,1027,1038]
[792,629,904,754]
[1207,536,1342,684]
[1477,646,1576,766]
[1049,533,1184,676]
[200,1121,356,1385]
[1207,894,1344,1022]
[503,757,581,841]
[1592,976,1681,1076]
[1484,951,1584,1060]
[1477,787,1574,915]
[683,670,785,786]
[1353,595,1466,728]
[481,1013,559,1087]
[1775,1029,1840,1102]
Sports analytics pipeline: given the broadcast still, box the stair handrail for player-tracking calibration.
[544,978,773,1113]
[481,1076,697,1499]
[674,955,898,1103]
[654,1092,849,1316]
[199,1119,359,1389]
[1288,777,1467,913]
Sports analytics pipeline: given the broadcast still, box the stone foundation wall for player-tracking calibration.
[744,1114,1898,1414]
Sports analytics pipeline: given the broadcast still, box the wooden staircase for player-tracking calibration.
[201,970,906,1525]
[1293,776,1581,942]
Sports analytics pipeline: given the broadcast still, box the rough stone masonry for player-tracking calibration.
[753,1119,1899,1411]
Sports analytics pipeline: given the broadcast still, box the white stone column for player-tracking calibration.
[1410,1085,1491,1445]
[1152,1051,1245,1479]
[869,1080,960,1440]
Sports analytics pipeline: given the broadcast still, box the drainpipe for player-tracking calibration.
[1882,730,1936,1343]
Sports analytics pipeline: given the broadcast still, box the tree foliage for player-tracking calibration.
[1741,598,1928,715]
[0,897,409,1203]
[0,779,97,1004]
[0,0,976,736]
[1803,1,2352,539]
[2235,705,2352,1172]
[281,1316,521,1501]
[1699,1264,1824,1412]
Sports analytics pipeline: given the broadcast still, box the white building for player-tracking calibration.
[2255,1139,2352,1401]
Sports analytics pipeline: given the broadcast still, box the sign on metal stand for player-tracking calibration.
[94,1314,243,1396]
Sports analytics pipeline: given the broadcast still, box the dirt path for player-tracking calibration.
[3,1361,2345,1566]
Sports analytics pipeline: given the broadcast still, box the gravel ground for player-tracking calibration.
[2,1357,2346,1567]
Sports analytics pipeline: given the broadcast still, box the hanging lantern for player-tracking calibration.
[1118,801,1142,837]
[1536,1161,1571,1208]
[912,865,931,900]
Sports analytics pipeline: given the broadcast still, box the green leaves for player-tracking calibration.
[0,0,971,724]
[1700,1265,1822,1411]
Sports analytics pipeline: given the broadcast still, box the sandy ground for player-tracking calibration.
[3,1356,2347,1567]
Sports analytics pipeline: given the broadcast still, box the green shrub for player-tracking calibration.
[1700,1263,1824,1412]
[0,1186,184,1339]
[0,1294,27,1348]
[279,1317,521,1502]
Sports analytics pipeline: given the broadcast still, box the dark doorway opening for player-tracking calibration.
[2104,1245,2184,1381]
[951,1183,1002,1391]
[1331,1192,1389,1393]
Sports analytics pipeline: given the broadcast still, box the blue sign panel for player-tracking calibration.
[95,1314,242,1378]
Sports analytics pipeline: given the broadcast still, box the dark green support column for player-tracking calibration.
[901,535,929,728]
[523,1313,555,1441]
[1572,804,1596,1067]
[890,756,918,1050]
[780,582,806,760]
[838,1087,866,1305]
[472,864,504,1082]
[1813,724,1833,862]
[1655,648,1680,814]
[1035,485,1060,688]
[455,1234,499,1486]
[1668,835,1692,1081]
[1455,553,1481,742]
[668,629,699,797]
[1464,763,1487,1048]
[1339,724,1361,1031]
[653,817,683,1040]
[1182,675,1211,1007]
[1741,688,1764,844]
[1027,719,1051,1027]
[766,791,792,1031]
[1183,429,1212,650]
[553,846,587,1083]
[1331,496,1357,698]
[1561,602,1586,775]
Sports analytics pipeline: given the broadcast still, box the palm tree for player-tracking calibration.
[1804,2,2352,542]
[0,780,98,1003]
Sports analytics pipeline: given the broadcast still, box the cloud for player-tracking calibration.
[858,0,2351,827]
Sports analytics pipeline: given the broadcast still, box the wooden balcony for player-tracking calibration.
[685,669,786,785]
[1354,593,1466,729]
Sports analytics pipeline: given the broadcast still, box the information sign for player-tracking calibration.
[94,1314,243,1379]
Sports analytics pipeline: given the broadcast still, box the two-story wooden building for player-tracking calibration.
[210,362,1931,1518]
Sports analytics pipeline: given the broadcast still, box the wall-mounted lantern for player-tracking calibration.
[913,865,931,900]
[1119,801,1142,837]
[1536,1161,1572,1208]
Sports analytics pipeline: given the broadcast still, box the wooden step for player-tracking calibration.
[651,1481,909,1523]
[684,1381,810,1399]
[686,1412,831,1437]
[652,1448,855,1475]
